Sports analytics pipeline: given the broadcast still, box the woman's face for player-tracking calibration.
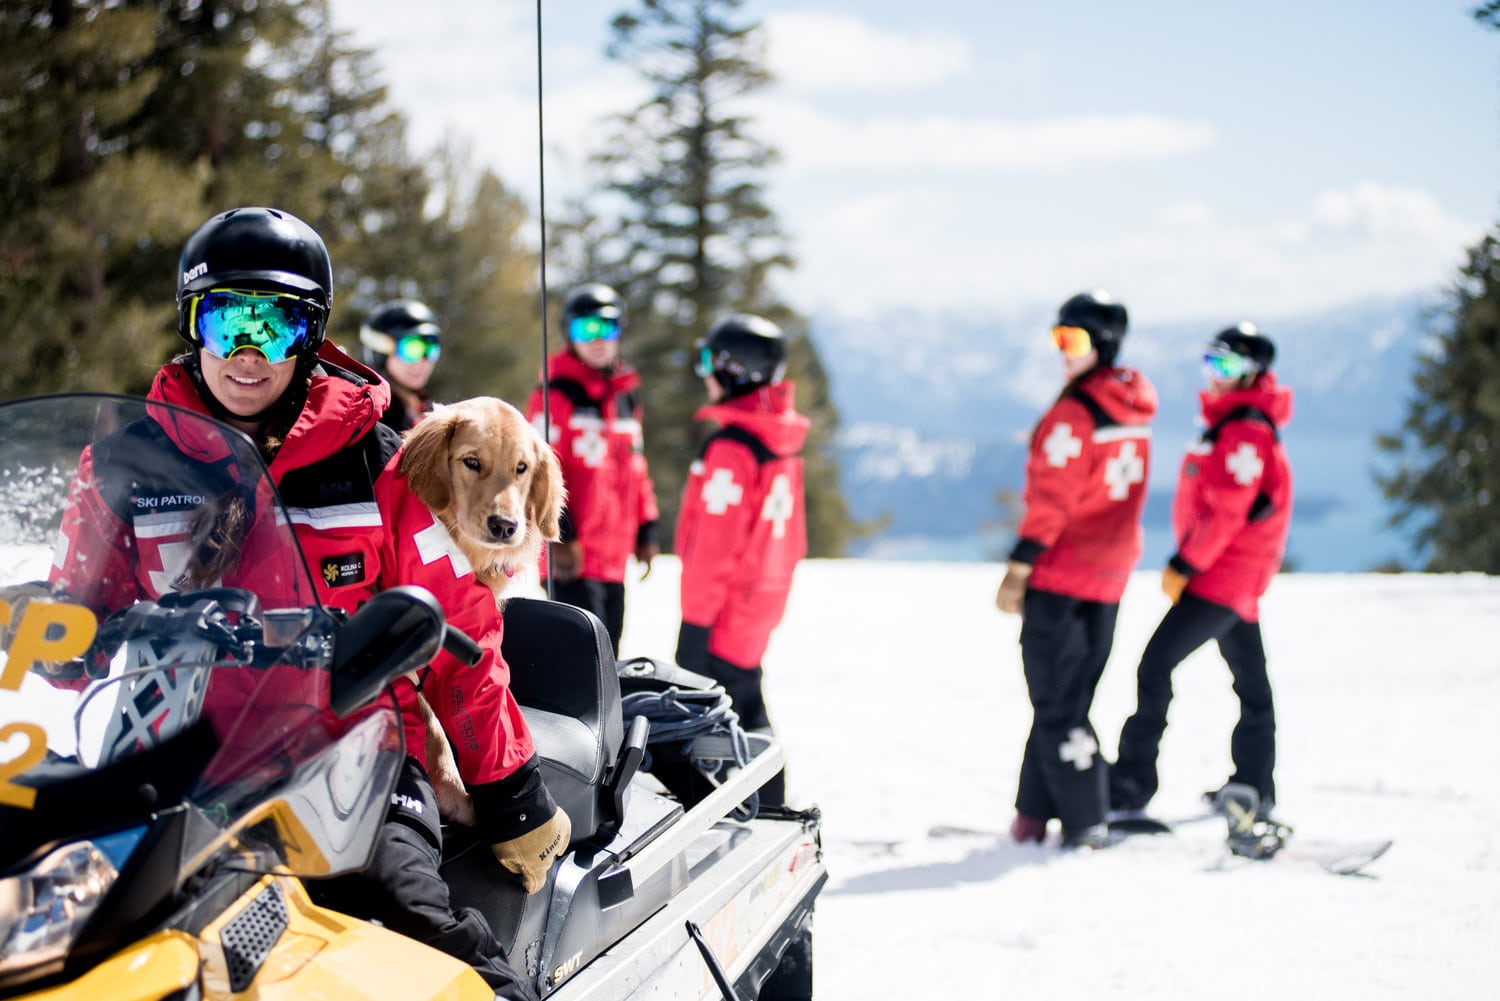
[199,349,298,426]
[573,337,619,371]
[1063,348,1099,380]
[385,354,435,392]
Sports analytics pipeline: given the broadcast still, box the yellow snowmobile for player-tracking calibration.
[0,394,823,1001]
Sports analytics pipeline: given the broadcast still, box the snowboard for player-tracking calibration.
[1212,783,1393,876]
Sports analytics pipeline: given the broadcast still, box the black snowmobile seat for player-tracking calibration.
[500,597,625,845]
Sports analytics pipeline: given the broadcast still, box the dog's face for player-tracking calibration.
[399,397,564,572]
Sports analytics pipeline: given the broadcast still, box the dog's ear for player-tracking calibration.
[400,407,459,511]
[527,430,566,542]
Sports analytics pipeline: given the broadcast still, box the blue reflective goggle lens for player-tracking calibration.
[394,334,441,363]
[1204,349,1253,381]
[191,289,320,363]
[569,315,620,343]
[694,346,715,378]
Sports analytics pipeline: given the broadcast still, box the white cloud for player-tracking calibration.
[1303,182,1464,241]
[757,100,1216,173]
[763,12,976,92]
[775,180,1482,325]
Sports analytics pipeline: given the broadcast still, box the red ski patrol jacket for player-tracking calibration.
[675,382,810,669]
[1172,373,1294,622]
[527,349,659,583]
[1013,366,1158,603]
[51,343,541,836]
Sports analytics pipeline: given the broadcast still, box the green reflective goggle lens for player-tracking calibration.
[1204,349,1253,381]
[694,346,716,378]
[394,334,441,363]
[192,289,320,363]
[569,315,620,343]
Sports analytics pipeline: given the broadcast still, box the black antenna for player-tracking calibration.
[535,0,554,600]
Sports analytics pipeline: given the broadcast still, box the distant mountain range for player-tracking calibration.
[811,292,1442,572]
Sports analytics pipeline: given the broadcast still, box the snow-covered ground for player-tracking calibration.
[620,559,1500,1000]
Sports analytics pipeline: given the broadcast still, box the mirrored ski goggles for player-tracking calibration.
[393,334,442,363]
[188,289,323,363]
[569,315,621,343]
[694,345,717,379]
[1204,348,1255,381]
[1051,324,1094,358]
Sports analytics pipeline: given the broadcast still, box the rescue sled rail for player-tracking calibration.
[620,731,784,873]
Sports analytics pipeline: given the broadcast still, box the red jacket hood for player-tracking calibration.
[694,381,809,455]
[148,341,390,472]
[540,348,642,396]
[1078,366,1157,426]
[1199,371,1293,428]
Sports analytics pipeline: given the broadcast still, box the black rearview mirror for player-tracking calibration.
[329,586,445,717]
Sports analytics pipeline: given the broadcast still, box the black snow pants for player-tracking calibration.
[305,757,539,1001]
[1110,593,1276,811]
[1014,588,1117,837]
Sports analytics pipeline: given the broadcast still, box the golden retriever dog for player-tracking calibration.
[399,396,565,602]
[398,396,565,824]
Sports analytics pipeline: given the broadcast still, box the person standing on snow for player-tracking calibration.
[527,283,660,655]
[674,315,808,807]
[48,206,559,999]
[995,290,1157,849]
[1109,323,1293,823]
[360,298,444,433]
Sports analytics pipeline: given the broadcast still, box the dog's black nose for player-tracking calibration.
[487,515,519,541]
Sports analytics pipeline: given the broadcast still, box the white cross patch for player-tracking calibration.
[1226,442,1264,486]
[1104,440,1145,501]
[1042,423,1083,468]
[414,517,472,577]
[760,473,795,539]
[1059,727,1098,772]
[148,540,192,596]
[700,468,744,515]
[569,416,608,468]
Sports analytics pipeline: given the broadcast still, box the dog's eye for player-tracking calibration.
[516,461,528,475]
[462,456,482,473]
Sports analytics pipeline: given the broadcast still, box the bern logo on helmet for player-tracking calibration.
[182,262,208,284]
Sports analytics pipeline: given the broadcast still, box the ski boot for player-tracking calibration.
[1213,783,1293,860]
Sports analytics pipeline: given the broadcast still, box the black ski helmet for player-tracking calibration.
[562,283,625,329]
[1056,290,1128,366]
[696,314,788,398]
[360,299,442,368]
[1210,321,1275,373]
[176,207,332,352]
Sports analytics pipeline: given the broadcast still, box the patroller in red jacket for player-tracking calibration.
[1011,366,1158,604]
[1171,373,1294,622]
[51,343,541,838]
[675,382,809,669]
[527,349,659,582]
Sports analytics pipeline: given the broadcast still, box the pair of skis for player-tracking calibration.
[1107,783,1393,876]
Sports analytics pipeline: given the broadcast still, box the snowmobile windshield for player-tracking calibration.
[0,394,403,887]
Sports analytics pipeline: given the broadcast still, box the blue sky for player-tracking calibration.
[329,1,1498,324]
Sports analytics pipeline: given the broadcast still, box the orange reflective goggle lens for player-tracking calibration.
[1051,325,1094,358]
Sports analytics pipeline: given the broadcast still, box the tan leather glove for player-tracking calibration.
[634,541,660,581]
[491,806,571,894]
[994,561,1032,616]
[547,540,582,585]
[1161,566,1189,605]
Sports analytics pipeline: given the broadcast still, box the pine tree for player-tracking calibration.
[1,0,537,406]
[553,0,853,556]
[1376,233,1500,571]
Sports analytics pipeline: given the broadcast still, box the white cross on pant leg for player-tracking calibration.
[1059,727,1098,771]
